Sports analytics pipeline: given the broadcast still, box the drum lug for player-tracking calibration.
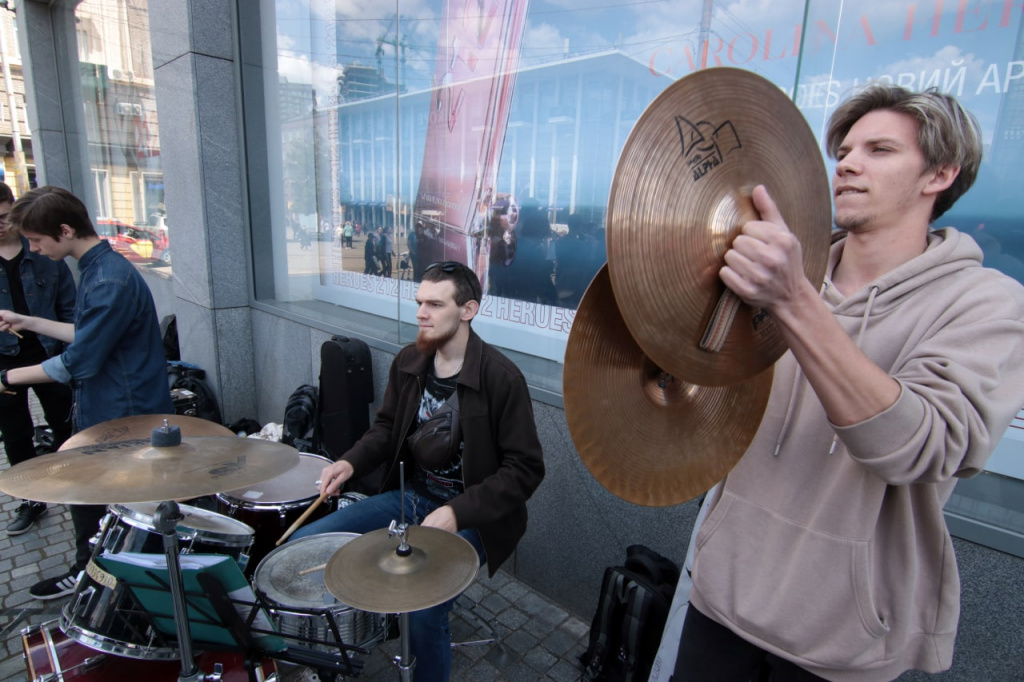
[70,586,96,617]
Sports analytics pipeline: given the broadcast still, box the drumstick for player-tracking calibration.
[275,490,330,546]
[298,563,327,576]
[5,329,22,339]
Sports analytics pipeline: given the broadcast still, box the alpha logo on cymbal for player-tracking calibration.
[675,116,742,182]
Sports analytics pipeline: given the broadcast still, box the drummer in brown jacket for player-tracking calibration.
[293,259,545,681]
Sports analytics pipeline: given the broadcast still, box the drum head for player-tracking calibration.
[115,502,254,545]
[219,453,330,505]
[255,532,360,609]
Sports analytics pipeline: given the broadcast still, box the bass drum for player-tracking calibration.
[23,619,277,681]
[63,503,254,660]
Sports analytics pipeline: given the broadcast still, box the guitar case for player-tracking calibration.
[318,335,379,494]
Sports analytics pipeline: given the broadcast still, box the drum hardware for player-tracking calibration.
[322,464,480,682]
[68,502,255,660]
[22,619,279,681]
[3,420,293,681]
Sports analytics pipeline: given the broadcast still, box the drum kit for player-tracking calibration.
[0,414,480,681]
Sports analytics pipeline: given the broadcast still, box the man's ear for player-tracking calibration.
[58,223,75,240]
[461,299,480,322]
[924,164,959,196]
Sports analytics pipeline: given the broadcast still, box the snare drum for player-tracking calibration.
[62,503,255,660]
[216,452,339,573]
[253,533,388,654]
[23,619,277,681]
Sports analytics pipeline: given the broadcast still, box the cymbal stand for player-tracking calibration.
[154,500,214,682]
[390,462,415,682]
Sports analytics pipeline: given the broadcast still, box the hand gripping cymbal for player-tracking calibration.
[606,67,831,386]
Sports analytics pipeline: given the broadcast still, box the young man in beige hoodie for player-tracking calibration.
[674,86,1024,681]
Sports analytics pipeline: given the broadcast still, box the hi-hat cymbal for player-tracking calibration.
[0,435,299,504]
[607,67,831,386]
[324,526,479,614]
[564,266,773,506]
[61,414,233,451]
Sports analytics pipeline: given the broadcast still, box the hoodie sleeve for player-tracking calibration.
[835,272,1024,485]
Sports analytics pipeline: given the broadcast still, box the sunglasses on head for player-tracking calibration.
[424,261,480,302]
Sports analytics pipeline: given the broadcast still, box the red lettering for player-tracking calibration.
[811,20,837,52]
[859,15,877,45]
[905,4,916,40]
[1000,0,1020,27]
[932,0,945,36]
[649,46,674,76]
[728,33,758,64]
[955,0,989,32]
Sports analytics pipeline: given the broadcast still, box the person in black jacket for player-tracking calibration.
[293,260,545,681]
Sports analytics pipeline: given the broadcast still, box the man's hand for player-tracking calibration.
[318,459,355,497]
[421,505,458,533]
[719,185,813,314]
[0,310,27,335]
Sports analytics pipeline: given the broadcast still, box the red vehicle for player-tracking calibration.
[97,219,171,264]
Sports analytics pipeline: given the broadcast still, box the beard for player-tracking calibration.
[416,322,459,355]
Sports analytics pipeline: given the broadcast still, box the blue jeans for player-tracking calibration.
[291,490,485,681]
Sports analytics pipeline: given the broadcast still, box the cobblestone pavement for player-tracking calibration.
[0,401,590,681]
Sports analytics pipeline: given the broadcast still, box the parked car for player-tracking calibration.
[96,219,171,264]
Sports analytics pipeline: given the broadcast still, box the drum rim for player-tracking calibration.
[60,607,180,661]
[108,502,255,546]
[215,452,333,504]
[253,531,361,608]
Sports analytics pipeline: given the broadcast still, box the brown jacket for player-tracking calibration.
[344,329,545,576]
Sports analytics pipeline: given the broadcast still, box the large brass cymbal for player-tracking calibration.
[607,67,830,386]
[0,435,299,504]
[564,266,772,506]
[61,414,233,451]
[324,526,479,614]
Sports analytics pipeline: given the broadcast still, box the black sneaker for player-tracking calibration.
[29,570,79,600]
[7,501,46,536]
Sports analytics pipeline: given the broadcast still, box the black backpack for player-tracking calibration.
[579,545,680,682]
[283,384,319,453]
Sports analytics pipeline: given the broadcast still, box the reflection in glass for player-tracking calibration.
[75,0,170,270]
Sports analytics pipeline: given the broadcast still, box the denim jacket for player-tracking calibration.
[0,236,76,358]
[42,241,173,430]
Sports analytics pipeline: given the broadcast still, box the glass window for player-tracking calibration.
[91,167,112,217]
[74,0,170,272]
[241,0,1024,554]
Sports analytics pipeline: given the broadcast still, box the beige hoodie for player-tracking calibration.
[690,228,1024,681]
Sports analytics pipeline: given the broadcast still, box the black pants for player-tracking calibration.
[673,606,827,682]
[0,382,73,467]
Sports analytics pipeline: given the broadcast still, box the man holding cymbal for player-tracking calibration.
[294,260,545,681]
[674,85,1024,680]
[0,186,172,600]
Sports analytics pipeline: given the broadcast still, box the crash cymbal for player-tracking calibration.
[324,526,479,613]
[564,266,772,506]
[0,434,299,504]
[61,414,233,450]
[607,67,830,386]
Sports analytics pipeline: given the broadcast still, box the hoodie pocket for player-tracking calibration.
[694,491,891,669]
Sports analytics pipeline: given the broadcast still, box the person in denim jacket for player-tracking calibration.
[0,186,173,600]
[0,181,76,537]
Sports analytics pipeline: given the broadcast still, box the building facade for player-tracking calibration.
[13,1,1024,675]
